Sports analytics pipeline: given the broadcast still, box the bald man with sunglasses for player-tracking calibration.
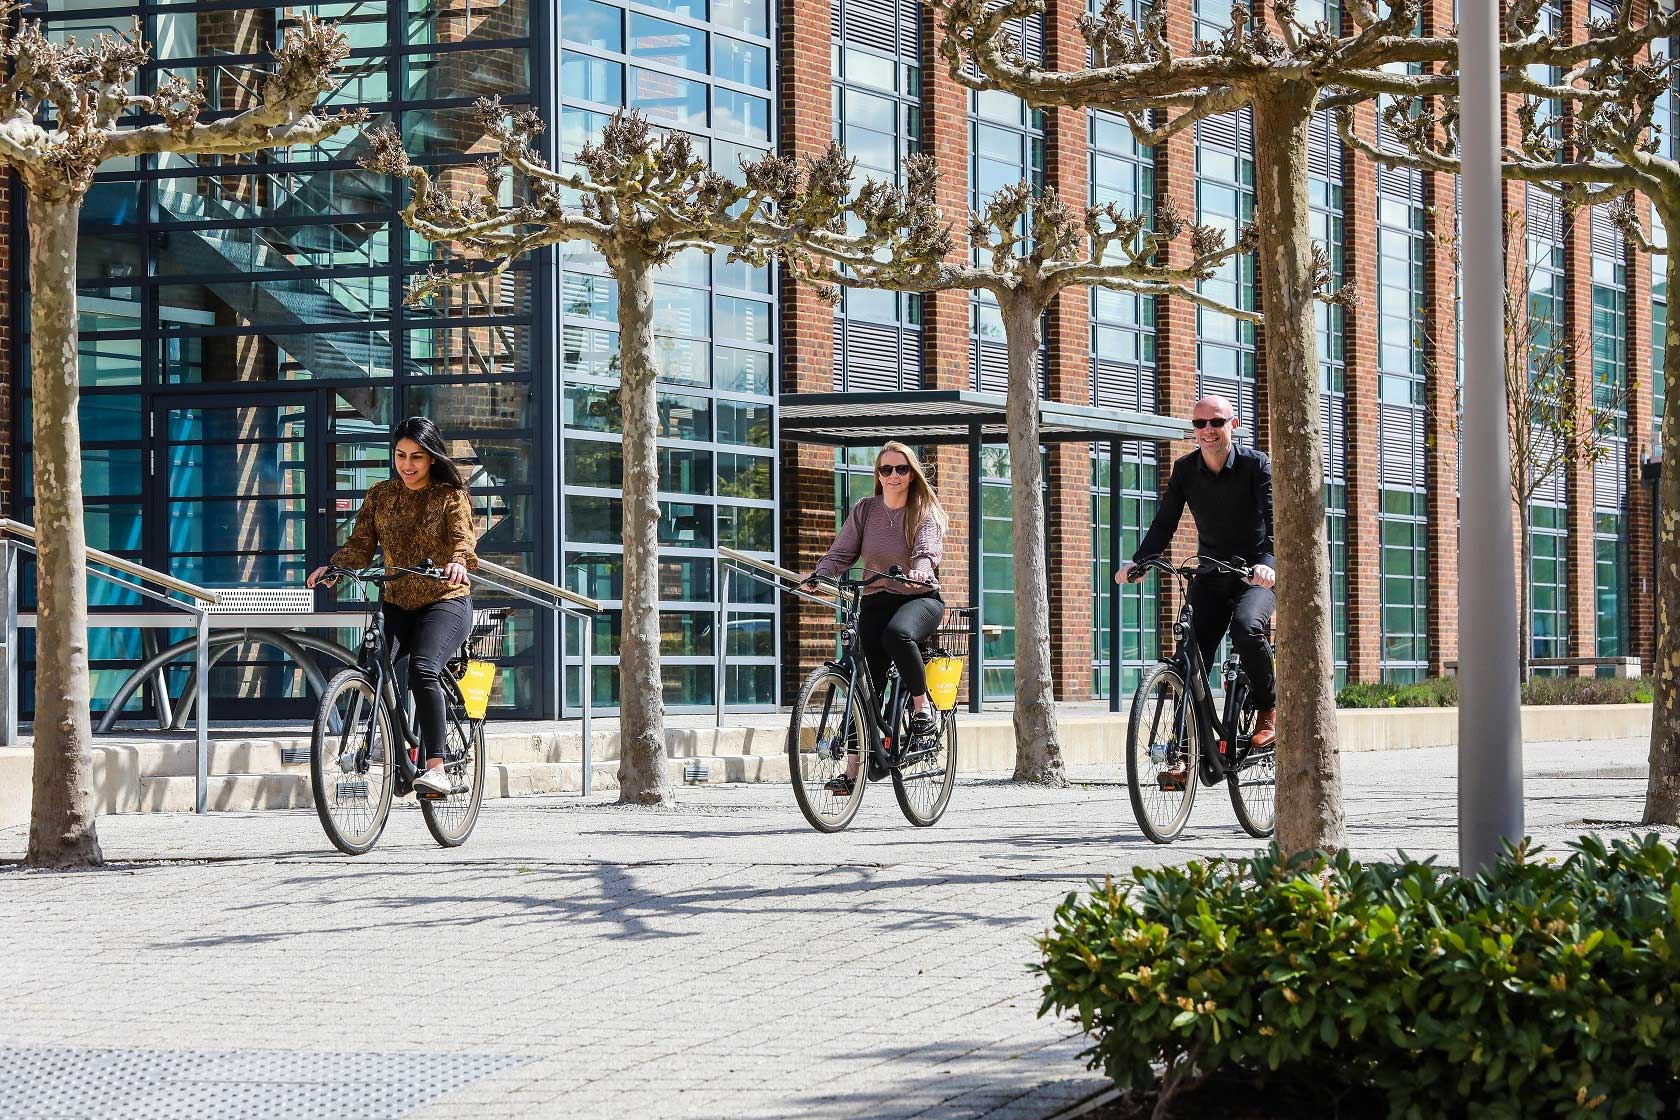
[1116,395,1277,751]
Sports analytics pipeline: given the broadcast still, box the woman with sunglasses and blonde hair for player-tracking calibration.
[801,441,949,795]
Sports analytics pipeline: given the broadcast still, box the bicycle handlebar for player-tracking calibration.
[312,560,455,589]
[1127,554,1256,584]
[804,565,940,594]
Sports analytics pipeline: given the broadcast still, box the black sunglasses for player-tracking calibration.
[1191,416,1231,429]
[878,463,913,477]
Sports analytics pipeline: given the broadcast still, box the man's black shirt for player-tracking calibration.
[1131,444,1274,570]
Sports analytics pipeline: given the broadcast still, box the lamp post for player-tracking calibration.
[1457,0,1525,873]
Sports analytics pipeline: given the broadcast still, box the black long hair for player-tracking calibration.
[392,416,467,491]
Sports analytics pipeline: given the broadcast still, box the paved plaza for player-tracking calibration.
[2,737,1668,1119]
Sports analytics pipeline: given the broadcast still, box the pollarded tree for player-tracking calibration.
[0,6,361,868]
[786,170,1267,784]
[937,0,1672,853]
[367,104,943,804]
[1336,41,1680,824]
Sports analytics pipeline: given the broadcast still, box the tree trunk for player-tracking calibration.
[1002,292,1065,785]
[25,194,103,868]
[1250,86,1345,855]
[1644,233,1680,825]
[613,250,672,805]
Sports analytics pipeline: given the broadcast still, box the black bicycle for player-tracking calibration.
[308,563,494,855]
[1122,555,1277,843]
[787,568,970,832]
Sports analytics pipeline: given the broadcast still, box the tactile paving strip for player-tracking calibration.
[0,1046,532,1119]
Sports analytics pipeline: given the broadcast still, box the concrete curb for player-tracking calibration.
[0,704,1652,826]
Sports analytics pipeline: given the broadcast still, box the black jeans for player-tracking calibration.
[383,596,473,761]
[858,591,944,701]
[1188,574,1276,711]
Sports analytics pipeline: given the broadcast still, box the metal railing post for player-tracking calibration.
[577,571,593,798]
[1,541,16,746]
[715,557,730,729]
[195,611,209,814]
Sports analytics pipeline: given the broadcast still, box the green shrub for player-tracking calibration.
[1037,836,1680,1119]
[1335,678,1460,708]
[1335,676,1652,708]
[1520,675,1653,706]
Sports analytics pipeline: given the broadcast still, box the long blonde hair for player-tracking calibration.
[874,441,949,551]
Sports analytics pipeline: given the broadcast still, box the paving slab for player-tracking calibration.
[1,738,1670,1120]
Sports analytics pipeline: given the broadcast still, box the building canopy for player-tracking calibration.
[779,390,1191,446]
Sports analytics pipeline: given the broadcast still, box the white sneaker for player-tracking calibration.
[413,767,453,797]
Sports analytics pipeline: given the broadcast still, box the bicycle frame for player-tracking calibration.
[820,575,925,774]
[1147,558,1258,783]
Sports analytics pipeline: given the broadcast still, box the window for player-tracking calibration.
[1379,489,1428,682]
[1194,109,1257,432]
[968,40,1045,394]
[1092,446,1158,698]
[1088,112,1155,410]
[830,0,923,391]
[1530,502,1568,666]
[1376,173,1429,679]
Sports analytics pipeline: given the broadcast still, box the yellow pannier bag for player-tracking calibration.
[925,656,963,711]
[457,660,496,720]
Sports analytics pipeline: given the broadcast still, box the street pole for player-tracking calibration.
[1458,0,1524,874]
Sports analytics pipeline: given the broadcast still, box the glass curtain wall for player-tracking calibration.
[556,0,779,710]
[1090,446,1157,698]
[27,0,539,716]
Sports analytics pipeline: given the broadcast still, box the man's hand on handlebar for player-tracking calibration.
[1248,563,1276,589]
[1114,561,1140,585]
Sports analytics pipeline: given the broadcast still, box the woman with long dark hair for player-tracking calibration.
[801,441,949,795]
[308,416,478,796]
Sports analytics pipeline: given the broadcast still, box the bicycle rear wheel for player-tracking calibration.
[788,665,867,832]
[311,669,396,855]
[892,708,956,826]
[421,712,486,847]
[1126,663,1198,844]
[1227,706,1276,838]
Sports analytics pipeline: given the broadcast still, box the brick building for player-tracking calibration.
[0,0,1662,720]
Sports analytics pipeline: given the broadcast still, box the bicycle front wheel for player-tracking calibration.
[1126,663,1198,844]
[892,708,956,827]
[421,714,486,848]
[311,669,397,856]
[1227,706,1276,838]
[788,665,867,832]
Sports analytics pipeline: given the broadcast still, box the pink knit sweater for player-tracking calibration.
[811,497,944,593]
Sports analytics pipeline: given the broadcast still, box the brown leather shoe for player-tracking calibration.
[1250,709,1277,750]
[1157,764,1189,792]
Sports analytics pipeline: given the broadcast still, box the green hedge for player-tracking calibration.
[1335,676,1652,708]
[1038,837,1680,1119]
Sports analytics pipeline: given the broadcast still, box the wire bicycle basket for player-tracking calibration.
[466,607,512,661]
[923,607,976,711]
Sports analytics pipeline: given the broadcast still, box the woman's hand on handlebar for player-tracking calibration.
[307,565,336,588]
[442,561,470,586]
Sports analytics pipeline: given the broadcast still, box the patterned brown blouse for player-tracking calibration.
[331,479,480,609]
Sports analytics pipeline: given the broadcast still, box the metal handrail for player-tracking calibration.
[0,519,220,605]
[718,547,838,609]
[477,558,601,613]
